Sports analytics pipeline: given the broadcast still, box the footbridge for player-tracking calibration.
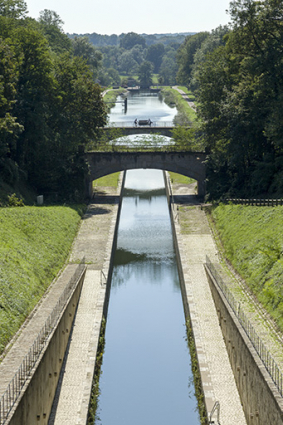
[85,151,206,197]
[102,122,175,139]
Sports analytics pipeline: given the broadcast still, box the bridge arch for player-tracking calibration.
[85,151,206,198]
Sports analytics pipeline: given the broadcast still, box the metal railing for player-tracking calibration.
[206,256,283,397]
[0,259,86,425]
[224,198,283,206]
[209,401,220,424]
[100,270,107,286]
[105,121,174,128]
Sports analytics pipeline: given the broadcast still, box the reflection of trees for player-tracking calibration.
[123,188,165,199]
[111,252,181,292]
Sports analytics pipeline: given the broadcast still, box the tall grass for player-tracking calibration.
[0,205,83,354]
[211,204,283,331]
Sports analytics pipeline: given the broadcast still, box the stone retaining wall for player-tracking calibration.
[7,268,86,425]
[205,265,283,425]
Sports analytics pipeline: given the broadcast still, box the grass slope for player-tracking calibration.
[161,86,197,123]
[0,205,83,354]
[211,204,283,331]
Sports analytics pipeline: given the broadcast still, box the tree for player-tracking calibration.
[0,0,27,19]
[0,38,23,185]
[159,57,177,85]
[138,61,153,88]
[72,36,102,79]
[119,32,146,50]
[194,0,283,198]
[177,32,209,88]
[38,10,72,53]
[119,51,139,74]
[146,43,165,73]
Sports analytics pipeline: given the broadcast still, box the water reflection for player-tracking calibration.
[109,91,177,124]
[94,169,200,425]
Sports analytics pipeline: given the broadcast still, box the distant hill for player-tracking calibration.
[67,32,195,47]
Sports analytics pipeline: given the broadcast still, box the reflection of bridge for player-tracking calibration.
[85,151,206,198]
[102,122,175,138]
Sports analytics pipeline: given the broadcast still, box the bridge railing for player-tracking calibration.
[205,256,283,398]
[0,259,86,425]
[105,121,174,128]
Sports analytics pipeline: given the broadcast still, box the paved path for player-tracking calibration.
[170,181,247,425]
[172,85,197,111]
[48,185,121,424]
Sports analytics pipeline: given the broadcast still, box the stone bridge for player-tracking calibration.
[85,151,206,197]
[101,125,174,140]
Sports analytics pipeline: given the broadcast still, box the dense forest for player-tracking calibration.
[1,0,283,202]
[68,31,190,87]
[0,0,107,202]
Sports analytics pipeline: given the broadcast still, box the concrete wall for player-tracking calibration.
[7,269,86,425]
[205,266,283,425]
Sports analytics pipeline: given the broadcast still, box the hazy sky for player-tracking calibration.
[24,0,232,35]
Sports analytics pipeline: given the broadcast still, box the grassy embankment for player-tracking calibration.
[0,174,120,357]
[93,172,120,189]
[103,88,127,111]
[0,205,85,356]
[161,86,197,124]
[168,172,195,185]
[210,204,283,332]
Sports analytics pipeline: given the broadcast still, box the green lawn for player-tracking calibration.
[169,172,195,185]
[161,87,197,123]
[0,205,83,354]
[93,172,120,188]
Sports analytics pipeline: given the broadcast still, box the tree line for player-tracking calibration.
[176,0,283,199]
[1,0,282,201]
[71,31,184,87]
[0,0,106,202]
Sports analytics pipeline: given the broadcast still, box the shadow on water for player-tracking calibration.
[113,248,147,265]
[123,188,165,198]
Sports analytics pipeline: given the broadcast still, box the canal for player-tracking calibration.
[92,91,200,424]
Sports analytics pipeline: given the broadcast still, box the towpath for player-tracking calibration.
[170,180,247,425]
[172,85,197,111]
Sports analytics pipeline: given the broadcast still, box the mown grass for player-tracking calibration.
[103,88,127,111]
[169,172,195,185]
[211,204,283,331]
[93,172,120,188]
[161,86,197,123]
[176,86,196,101]
[0,205,84,355]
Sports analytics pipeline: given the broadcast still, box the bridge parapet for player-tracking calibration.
[85,151,206,198]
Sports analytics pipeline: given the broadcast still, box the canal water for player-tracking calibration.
[108,90,177,125]
[94,174,199,424]
[93,91,200,424]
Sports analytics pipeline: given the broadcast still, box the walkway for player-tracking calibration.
[48,184,122,424]
[171,181,247,425]
[172,85,197,111]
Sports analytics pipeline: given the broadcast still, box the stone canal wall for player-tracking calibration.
[7,267,86,425]
[205,265,283,425]
[164,171,282,425]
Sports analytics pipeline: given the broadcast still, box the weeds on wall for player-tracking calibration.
[186,317,208,425]
[87,317,106,424]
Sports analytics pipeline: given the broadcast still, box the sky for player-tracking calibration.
[24,0,232,35]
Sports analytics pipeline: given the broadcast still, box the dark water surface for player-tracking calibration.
[94,169,200,425]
